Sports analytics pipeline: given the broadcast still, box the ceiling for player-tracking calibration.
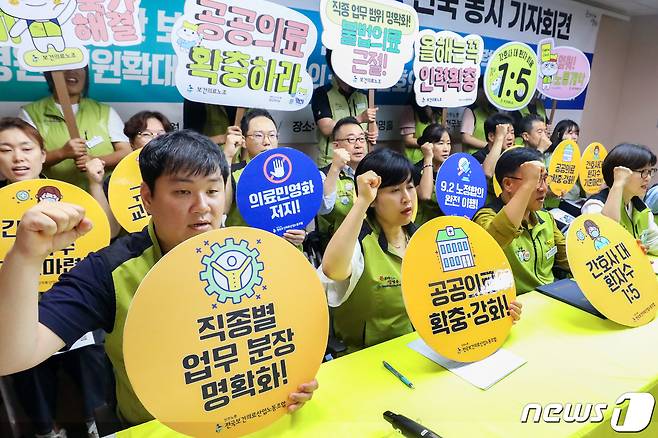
[572,0,658,16]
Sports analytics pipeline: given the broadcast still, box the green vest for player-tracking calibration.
[29,20,62,38]
[408,111,442,163]
[590,189,651,239]
[225,162,248,227]
[468,104,495,154]
[315,81,368,167]
[320,165,355,235]
[24,96,114,191]
[475,201,558,295]
[105,222,162,424]
[332,220,415,352]
[202,104,230,138]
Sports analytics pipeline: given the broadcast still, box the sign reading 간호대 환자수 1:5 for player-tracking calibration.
[171,0,317,111]
[0,0,142,72]
[402,216,517,362]
[319,0,419,89]
[484,41,538,112]
[123,227,329,437]
[0,179,110,292]
[236,147,323,236]
[567,214,658,327]
[579,142,607,195]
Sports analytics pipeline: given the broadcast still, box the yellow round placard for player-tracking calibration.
[547,139,581,196]
[567,214,657,326]
[579,142,608,195]
[124,227,329,437]
[402,216,516,362]
[109,149,150,232]
[0,179,110,292]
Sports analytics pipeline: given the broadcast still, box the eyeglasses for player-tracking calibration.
[633,168,658,179]
[137,130,166,139]
[505,173,550,186]
[335,136,367,145]
[246,132,279,142]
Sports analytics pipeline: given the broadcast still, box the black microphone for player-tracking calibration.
[383,411,443,438]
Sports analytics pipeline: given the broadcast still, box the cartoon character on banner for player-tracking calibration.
[457,157,471,182]
[583,219,610,250]
[175,20,202,51]
[539,41,558,89]
[36,186,63,203]
[1,0,78,53]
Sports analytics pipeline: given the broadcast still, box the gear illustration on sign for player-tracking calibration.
[199,238,264,304]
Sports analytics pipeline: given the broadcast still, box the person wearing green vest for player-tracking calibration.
[511,94,548,145]
[320,148,523,352]
[319,117,367,242]
[0,117,113,438]
[311,50,377,167]
[19,67,131,192]
[518,114,556,208]
[582,143,658,255]
[414,124,451,226]
[0,130,319,428]
[474,148,570,295]
[460,82,497,154]
[222,109,311,247]
[399,93,443,163]
[546,119,582,202]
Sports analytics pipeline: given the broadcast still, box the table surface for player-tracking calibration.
[113,291,658,438]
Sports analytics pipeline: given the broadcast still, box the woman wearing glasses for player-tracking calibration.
[582,143,658,253]
[18,67,131,192]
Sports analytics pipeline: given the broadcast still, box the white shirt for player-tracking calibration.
[19,103,129,143]
[320,165,356,215]
[317,241,365,307]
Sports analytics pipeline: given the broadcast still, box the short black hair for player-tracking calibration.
[602,143,657,188]
[139,130,229,193]
[519,114,545,136]
[548,119,579,154]
[484,113,514,139]
[418,123,449,145]
[44,66,90,97]
[240,108,276,135]
[355,148,414,194]
[494,147,543,187]
[332,116,362,140]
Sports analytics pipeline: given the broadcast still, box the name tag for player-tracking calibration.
[86,135,103,149]
[545,246,558,259]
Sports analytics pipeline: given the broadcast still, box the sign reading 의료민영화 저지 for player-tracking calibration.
[0,0,142,72]
[124,227,329,437]
[319,0,419,90]
[236,147,323,236]
[0,179,110,292]
[402,216,516,362]
[567,214,658,327]
[171,0,317,111]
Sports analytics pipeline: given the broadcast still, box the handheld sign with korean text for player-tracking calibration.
[547,139,581,196]
[484,41,538,111]
[579,142,607,195]
[109,149,149,233]
[402,217,516,362]
[436,153,487,219]
[171,0,317,111]
[236,147,322,236]
[124,227,329,437]
[536,38,591,101]
[319,0,419,90]
[567,214,658,326]
[0,179,110,292]
[413,30,484,108]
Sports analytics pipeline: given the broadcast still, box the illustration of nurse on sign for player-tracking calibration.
[584,219,610,250]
